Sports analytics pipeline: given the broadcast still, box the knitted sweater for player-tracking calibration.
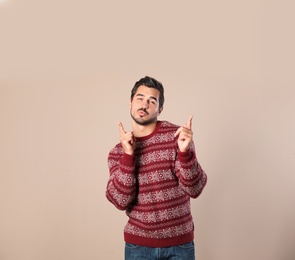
[106,120,207,248]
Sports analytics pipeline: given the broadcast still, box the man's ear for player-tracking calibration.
[158,107,163,115]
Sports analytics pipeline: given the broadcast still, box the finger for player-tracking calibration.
[186,115,193,129]
[118,121,126,135]
[174,127,182,137]
[130,134,136,144]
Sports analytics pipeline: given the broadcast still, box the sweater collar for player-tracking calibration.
[135,121,162,141]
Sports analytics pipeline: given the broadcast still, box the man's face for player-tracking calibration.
[130,85,162,126]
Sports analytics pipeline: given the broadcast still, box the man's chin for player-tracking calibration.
[132,116,156,126]
[135,118,149,126]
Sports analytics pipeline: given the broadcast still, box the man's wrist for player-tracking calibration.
[121,153,135,165]
[177,149,194,162]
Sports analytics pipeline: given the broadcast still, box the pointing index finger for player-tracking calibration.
[118,121,126,135]
[186,116,193,129]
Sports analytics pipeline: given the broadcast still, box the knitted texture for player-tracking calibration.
[106,121,207,247]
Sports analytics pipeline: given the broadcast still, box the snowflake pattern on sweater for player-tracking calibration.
[106,121,207,247]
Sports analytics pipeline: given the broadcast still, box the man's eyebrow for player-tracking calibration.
[135,93,158,101]
[150,96,158,102]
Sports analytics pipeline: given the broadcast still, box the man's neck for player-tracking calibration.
[132,121,158,137]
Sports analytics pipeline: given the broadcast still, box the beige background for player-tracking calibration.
[0,1,294,260]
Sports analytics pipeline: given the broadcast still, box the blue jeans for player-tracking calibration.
[125,241,195,260]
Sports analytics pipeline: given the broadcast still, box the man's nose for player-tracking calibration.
[142,100,149,109]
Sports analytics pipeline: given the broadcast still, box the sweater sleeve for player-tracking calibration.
[175,141,207,198]
[106,145,137,210]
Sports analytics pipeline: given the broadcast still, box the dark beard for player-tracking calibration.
[130,112,157,126]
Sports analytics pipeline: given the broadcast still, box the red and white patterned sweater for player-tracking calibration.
[106,120,207,248]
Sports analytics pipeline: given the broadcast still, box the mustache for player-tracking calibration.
[138,108,149,115]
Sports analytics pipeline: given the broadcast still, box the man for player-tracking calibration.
[106,76,207,260]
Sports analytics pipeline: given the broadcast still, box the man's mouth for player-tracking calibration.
[138,110,148,117]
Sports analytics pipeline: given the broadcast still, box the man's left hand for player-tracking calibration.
[174,116,193,152]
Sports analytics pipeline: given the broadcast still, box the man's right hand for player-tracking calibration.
[118,121,135,155]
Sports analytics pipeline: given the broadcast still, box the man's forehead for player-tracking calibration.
[135,85,160,96]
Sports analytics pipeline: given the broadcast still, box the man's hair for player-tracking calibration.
[131,76,165,110]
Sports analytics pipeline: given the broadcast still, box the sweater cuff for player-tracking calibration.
[177,149,194,162]
[121,153,135,166]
